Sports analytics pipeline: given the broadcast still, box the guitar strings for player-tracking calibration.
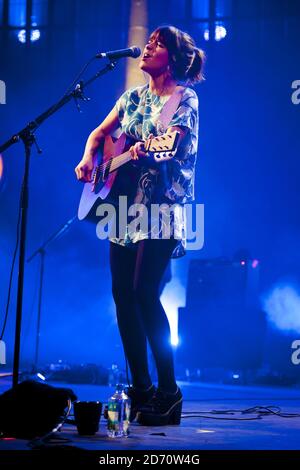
[93,150,131,177]
[93,134,176,180]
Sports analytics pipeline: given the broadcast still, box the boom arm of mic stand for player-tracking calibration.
[0,58,117,387]
[0,60,117,154]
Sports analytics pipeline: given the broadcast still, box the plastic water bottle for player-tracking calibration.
[107,384,131,438]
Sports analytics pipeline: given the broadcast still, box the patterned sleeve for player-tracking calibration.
[168,88,199,134]
[163,88,199,204]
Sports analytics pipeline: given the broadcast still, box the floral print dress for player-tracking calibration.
[109,83,199,258]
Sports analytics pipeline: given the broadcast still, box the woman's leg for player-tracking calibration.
[134,238,178,393]
[109,242,152,390]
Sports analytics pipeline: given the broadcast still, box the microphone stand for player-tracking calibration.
[27,216,77,374]
[0,59,117,388]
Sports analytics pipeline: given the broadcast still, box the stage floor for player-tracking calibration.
[0,379,299,451]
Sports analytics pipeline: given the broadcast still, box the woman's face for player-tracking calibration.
[139,33,170,77]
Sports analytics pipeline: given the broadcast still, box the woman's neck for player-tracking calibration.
[148,74,177,96]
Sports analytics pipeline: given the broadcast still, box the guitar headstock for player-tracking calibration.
[145,130,180,162]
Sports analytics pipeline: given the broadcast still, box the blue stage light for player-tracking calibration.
[215,24,227,41]
[31,29,41,41]
[17,29,26,43]
[204,24,227,41]
[17,29,41,43]
[204,29,210,41]
[263,284,300,334]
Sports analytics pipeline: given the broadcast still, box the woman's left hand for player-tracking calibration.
[130,141,146,160]
[130,134,154,160]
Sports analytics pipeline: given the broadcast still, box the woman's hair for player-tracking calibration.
[150,25,205,85]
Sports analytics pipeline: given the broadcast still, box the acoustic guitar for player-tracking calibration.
[78,130,180,222]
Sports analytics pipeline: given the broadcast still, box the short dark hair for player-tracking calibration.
[150,25,205,85]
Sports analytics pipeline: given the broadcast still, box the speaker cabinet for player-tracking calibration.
[177,258,266,372]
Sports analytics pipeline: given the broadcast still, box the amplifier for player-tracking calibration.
[177,257,266,371]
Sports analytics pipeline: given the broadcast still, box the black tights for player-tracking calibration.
[109,238,178,393]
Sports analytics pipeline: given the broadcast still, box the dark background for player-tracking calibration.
[0,0,299,381]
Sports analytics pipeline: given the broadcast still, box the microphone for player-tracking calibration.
[95,46,141,60]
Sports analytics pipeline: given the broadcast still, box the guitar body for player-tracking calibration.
[78,130,180,223]
[78,133,137,222]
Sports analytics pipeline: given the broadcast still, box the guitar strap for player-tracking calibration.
[150,86,185,203]
[156,85,185,132]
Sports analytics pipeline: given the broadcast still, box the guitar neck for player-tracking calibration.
[108,150,132,173]
[102,129,179,175]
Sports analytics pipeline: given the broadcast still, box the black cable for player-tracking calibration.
[242,405,300,418]
[0,56,96,341]
[181,409,262,421]
[28,399,72,449]
[0,195,22,340]
[181,414,261,421]
[61,57,95,98]
[180,405,300,421]
[20,259,40,356]
[28,57,95,137]
[43,57,95,123]
[125,355,131,387]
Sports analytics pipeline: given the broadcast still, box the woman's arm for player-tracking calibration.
[75,106,119,182]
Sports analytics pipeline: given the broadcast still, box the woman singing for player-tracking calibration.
[75,25,204,426]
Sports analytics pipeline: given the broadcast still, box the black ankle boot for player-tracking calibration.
[125,385,156,422]
[136,387,183,426]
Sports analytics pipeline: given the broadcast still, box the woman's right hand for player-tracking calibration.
[74,156,94,182]
[75,106,119,182]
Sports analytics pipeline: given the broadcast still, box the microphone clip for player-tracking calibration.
[73,81,90,113]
